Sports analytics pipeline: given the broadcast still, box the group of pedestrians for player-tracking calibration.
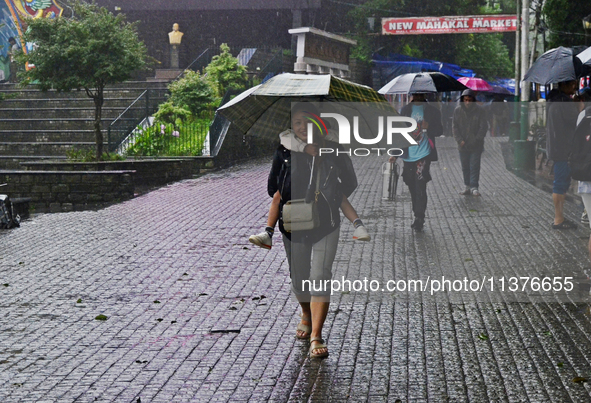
[244,81,591,360]
[244,92,496,359]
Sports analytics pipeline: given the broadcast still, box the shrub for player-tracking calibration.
[167,70,216,116]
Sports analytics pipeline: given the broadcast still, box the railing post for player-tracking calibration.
[146,89,150,119]
[107,126,111,153]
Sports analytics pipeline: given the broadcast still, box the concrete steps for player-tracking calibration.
[0,130,97,143]
[0,142,94,156]
[0,81,168,165]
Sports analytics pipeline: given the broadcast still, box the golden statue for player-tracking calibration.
[168,23,184,45]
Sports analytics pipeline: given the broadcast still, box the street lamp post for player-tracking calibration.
[584,15,591,46]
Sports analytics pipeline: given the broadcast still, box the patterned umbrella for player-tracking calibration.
[378,72,467,94]
[216,73,410,146]
[457,77,494,92]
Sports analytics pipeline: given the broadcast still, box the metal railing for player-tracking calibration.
[257,49,284,81]
[122,118,211,157]
[107,88,167,153]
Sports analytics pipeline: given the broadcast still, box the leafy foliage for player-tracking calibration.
[167,70,216,116]
[455,34,514,80]
[125,120,209,157]
[205,43,247,98]
[65,148,125,162]
[153,101,193,126]
[17,1,147,160]
[543,0,591,49]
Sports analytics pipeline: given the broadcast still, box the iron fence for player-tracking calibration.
[106,88,168,153]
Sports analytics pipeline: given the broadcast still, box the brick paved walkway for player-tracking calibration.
[1,137,591,402]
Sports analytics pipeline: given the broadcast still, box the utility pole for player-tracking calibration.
[514,0,535,169]
[514,0,520,99]
[520,0,530,103]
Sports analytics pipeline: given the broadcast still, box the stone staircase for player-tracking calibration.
[0,81,168,169]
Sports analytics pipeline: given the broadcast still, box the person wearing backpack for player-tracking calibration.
[267,105,358,359]
[388,92,443,231]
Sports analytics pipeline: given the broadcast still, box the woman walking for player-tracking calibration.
[268,103,357,358]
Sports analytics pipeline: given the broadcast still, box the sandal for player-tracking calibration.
[552,219,577,229]
[296,315,311,339]
[309,337,328,358]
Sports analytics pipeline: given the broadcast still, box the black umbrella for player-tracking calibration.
[524,46,583,85]
[378,72,468,94]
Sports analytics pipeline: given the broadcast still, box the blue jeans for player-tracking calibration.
[552,161,571,195]
[459,150,482,189]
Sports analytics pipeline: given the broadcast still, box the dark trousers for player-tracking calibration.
[402,159,431,220]
[459,150,482,189]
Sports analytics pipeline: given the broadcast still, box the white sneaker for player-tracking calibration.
[353,226,371,241]
[248,232,272,249]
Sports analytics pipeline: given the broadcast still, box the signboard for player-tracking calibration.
[382,15,517,35]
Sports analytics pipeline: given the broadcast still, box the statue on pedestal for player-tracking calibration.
[168,23,184,69]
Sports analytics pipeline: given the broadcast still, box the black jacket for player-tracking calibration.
[546,91,578,162]
[268,141,357,243]
[452,102,488,153]
[400,102,443,161]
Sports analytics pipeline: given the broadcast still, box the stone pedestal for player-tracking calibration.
[170,45,180,69]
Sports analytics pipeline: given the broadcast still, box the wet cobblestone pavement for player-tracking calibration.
[1,137,591,402]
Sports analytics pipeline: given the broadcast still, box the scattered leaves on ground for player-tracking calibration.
[76,298,82,303]
[478,333,489,341]
[95,314,108,321]
[573,377,588,383]
[153,300,160,304]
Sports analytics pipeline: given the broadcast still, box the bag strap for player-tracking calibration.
[314,161,321,202]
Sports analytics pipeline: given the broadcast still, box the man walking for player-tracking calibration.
[453,89,488,196]
[546,80,579,229]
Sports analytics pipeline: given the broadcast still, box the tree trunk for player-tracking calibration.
[93,88,104,161]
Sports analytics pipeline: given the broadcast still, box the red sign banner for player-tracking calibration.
[382,15,517,35]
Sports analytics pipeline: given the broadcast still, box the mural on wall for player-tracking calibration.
[0,1,63,79]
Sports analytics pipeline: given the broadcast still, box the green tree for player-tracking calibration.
[543,0,591,49]
[205,43,247,98]
[455,34,514,80]
[17,1,147,161]
[167,70,216,116]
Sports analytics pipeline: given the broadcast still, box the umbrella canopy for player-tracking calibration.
[489,85,513,95]
[378,72,467,94]
[577,46,591,70]
[457,77,493,92]
[217,73,413,148]
[524,46,582,85]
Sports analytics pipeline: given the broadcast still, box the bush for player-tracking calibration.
[205,43,248,98]
[66,148,125,162]
[167,70,216,116]
[125,120,209,157]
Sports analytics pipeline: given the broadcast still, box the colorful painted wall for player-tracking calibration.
[0,1,63,80]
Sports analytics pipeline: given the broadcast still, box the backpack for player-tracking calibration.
[569,110,591,182]
[0,195,20,229]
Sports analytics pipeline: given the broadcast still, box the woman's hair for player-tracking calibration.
[291,102,326,147]
[291,102,320,117]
